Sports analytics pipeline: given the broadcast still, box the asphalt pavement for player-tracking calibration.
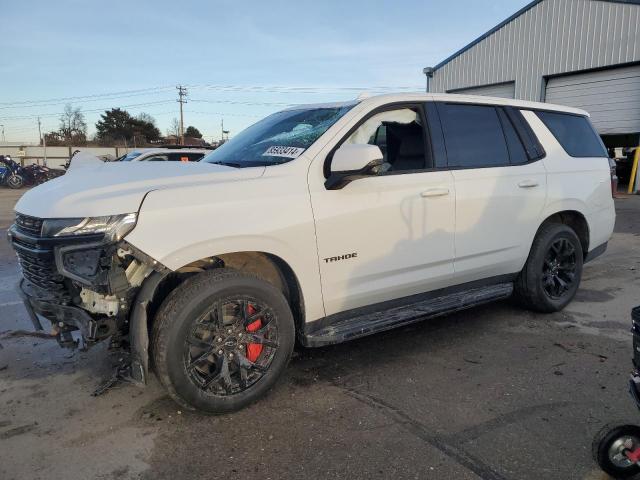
[1,187,639,480]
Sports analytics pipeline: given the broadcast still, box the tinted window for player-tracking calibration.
[535,111,607,158]
[438,104,509,168]
[187,153,205,162]
[120,151,143,161]
[497,109,528,165]
[345,108,427,171]
[144,155,168,162]
[167,152,203,162]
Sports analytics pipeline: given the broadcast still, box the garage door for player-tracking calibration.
[545,65,640,135]
[448,82,515,99]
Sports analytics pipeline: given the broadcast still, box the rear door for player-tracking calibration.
[435,102,548,282]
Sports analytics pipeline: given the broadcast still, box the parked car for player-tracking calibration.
[117,146,212,163]
[8,93,615,414]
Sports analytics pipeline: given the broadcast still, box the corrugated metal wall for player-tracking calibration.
[431,0,640,101]
[545,64,640,133]
[449,81,516,98]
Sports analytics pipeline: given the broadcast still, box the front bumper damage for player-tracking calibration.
[8,217,167,383]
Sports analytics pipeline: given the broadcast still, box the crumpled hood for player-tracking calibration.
[15,161,265,218]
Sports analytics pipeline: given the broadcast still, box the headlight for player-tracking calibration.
[42,213,137,241]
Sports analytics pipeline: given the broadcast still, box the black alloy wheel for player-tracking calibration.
[541,237,577,299]
[152,268,295,413]
[184,297,279,395]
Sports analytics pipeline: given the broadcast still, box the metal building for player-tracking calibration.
[426,0,640,147]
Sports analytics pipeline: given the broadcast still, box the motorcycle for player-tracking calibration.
[22,163,55,185]
[0,155,64,189]
[0,156,25,189]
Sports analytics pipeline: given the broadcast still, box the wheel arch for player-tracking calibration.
[536,209,590,258]
[128,250,306,383]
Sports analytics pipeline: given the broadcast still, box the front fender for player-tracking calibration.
[129,271,167,384]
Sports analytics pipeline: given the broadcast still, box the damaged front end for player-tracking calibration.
[7,213,166,382]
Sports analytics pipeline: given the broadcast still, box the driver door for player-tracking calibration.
[308,105,456,316]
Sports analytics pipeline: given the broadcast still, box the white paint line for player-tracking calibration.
[0,301,23,307]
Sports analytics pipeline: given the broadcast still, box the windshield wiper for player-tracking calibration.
[211,161,243,168]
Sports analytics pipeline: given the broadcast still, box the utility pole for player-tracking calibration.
[37,117,42,145]
[220,119,229,143]
[0,124,5,143]
[176,85,188,145]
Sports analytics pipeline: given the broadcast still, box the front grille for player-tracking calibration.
[15,213,43,237]
[11,216,72,304]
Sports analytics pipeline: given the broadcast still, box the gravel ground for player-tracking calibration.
[0,187,639,480]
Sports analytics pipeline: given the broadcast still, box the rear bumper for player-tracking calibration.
[631,373,640,410]
[630,306,640,409]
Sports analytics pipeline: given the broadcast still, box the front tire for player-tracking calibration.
[6,174,24,189]
[514,222,583,312]
[151,268,295,414]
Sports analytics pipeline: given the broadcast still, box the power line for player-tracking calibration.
[0,89,179,111]
[0,100,175,121]
[0,83,423,108]
[0,85,175,107]
[190,99,294,107]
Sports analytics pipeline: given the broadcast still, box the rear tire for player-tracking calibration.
[514,222,583,312]
[151,268,295,414]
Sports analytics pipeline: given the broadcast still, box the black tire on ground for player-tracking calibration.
[514,222,583,313]
[592,423,640,479]
[6,174,24,189]
[151,268,295,414]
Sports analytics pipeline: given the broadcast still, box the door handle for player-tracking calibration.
[421,187,450,198]
[518,180,539,188]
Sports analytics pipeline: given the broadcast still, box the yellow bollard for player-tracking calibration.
[628,147,640,194]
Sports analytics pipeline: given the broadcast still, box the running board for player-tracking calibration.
[304,283,513,347]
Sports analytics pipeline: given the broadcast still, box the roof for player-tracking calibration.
[433,0,640,71]
[351,93,590,116]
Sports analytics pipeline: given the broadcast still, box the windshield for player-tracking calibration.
[120,151,143,161]
[202,103,356,168]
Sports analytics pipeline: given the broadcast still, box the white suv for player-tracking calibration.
[118,147,211,162]
[9,94,615,413]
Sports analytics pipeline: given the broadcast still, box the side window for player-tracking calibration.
[535,111,607,158]
[438,103,509,168]
[497,109,528,165]
[168,153,191,162]
[187,153,205,162]
[144,154,168,162]
[344,108,429,172]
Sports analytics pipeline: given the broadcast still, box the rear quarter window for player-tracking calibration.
[535,111,607,158]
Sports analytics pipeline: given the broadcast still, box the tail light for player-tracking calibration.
[609,158,618,198]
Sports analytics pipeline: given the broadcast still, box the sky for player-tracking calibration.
[0,0,531,144]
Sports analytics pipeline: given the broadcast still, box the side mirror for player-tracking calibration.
[325,144,385,190]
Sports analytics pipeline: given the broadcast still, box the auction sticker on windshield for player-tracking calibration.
[262,146,306,158]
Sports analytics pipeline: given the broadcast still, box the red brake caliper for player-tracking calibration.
[626,447,640,463]
[245,304,263,362]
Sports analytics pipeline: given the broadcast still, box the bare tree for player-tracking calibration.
[137,112,157,126]
[59,104,87,142]
[167,118,180,138]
